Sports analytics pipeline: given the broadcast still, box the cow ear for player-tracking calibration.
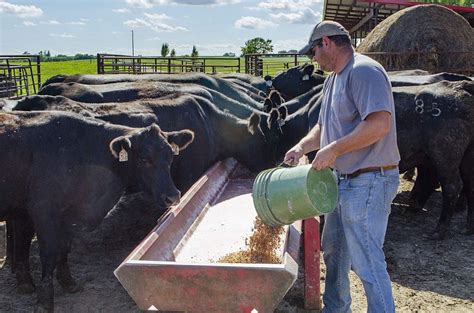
[278,106,288,120]
[109,136,132,162]
[263,98,273,113]
[166,129,194,155]
[248,112,261,135]
[269,90,282,107]
[268,109,280,129]
[264,75,272,81]
[461,81,474,95]
[302,64,315,76]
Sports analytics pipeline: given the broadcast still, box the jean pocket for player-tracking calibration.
[340,186,370,223]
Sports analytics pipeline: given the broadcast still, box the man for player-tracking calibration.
[284,21,400,312]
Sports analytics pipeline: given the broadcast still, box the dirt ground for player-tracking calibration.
[0,173,473,312]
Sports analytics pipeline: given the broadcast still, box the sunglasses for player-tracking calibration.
[313,38,323,48]
[306,38,323,58]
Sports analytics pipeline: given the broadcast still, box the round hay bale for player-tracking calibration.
[356,5,474,74]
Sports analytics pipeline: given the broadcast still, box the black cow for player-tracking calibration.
[216,72,269,93]
[41,73,264,110]
[268,63,326,100]
[0,111,194,312]
[387,69,430,76]
[394,81,474,238]
[39,81,263,118]
[389,72,472,87]
[14,94,284,192]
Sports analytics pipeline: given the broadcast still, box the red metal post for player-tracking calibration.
[303,217,321,310]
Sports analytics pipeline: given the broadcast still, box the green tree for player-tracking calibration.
[241,37,273,56]
[170,49,176,57]
[191,45,199,58]
[161,43,169,57]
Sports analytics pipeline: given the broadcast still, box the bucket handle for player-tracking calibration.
[276,161,296,168]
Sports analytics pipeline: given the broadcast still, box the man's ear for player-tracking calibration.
[166,129,195,155]
[109,136,132,161]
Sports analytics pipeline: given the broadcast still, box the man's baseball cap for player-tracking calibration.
[299,21,350,55]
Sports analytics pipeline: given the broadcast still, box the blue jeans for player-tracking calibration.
[322,168,399,313]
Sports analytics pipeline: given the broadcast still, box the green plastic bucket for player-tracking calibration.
[252,165,338,227]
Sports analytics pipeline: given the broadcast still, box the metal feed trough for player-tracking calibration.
[115,158,321,312]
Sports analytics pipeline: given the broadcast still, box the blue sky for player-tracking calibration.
[0,0,324,56]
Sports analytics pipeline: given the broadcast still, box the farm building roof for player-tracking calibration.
[322,0,474,43]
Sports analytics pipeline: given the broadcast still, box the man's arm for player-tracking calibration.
[312,111,391,170]
[284,123,322,165]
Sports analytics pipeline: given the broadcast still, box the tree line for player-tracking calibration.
[22,37,298,61]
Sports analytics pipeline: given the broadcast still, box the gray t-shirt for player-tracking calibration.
[318,53,400,174]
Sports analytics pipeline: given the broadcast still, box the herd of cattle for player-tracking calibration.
[0,63,473,312]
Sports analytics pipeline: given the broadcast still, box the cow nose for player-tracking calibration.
[162,191,181,207]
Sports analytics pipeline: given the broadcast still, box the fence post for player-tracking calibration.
[96,54,101,74]
[36,55,41,89]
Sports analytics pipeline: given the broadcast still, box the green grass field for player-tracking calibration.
[40,59,97,84]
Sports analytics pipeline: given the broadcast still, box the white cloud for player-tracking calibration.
[80,18,89,22]
[41,20,61,25]
[234,16,277,29]
[113,8,130,13]
[68,21,86,26]
[256,0,322,11]
[144,12,172,22]
[49,33,75,38]
[270,8,321,24]
[23,21,36,26]
[151,23,187,32]
[126,0,162,8]
[0,1,43,18]
[126,0,240,8]
[124,14,187,32]
[124,18,151,28]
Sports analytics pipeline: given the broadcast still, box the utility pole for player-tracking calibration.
[131,30,135,56]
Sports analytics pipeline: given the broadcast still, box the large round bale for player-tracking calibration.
[356,5,474,74]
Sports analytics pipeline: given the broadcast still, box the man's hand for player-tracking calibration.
[284,144,304,166]
[312,143,338,170]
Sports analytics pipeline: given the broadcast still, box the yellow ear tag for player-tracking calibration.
[119,148,128,162]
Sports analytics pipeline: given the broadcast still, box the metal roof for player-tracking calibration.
[323,0,474,41]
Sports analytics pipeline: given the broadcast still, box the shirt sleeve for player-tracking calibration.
[349,64,393,120]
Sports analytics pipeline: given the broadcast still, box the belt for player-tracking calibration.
[339,165,398,179]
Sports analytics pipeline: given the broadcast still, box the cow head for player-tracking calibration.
[237,109,285,172]
[270,63,326,100]
[110,124,194,208]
